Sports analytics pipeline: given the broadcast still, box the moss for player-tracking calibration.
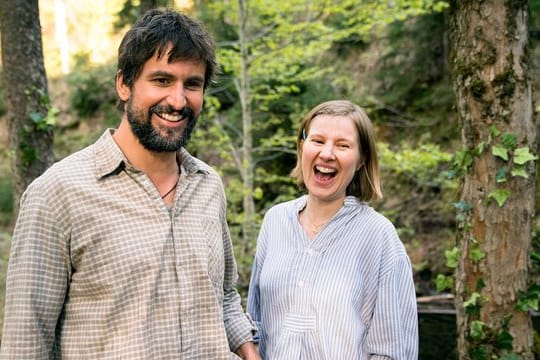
[470,79,487,99]
[492,69,517,99]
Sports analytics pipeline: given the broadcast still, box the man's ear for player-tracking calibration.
[116,70,130,101]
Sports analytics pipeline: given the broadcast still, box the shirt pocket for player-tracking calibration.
[270,313,326,360]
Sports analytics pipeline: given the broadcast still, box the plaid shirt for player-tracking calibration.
[1,129,255,359]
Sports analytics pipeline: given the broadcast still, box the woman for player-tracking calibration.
[247,100,418,359]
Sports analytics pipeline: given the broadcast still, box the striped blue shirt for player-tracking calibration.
[247,196,418,359]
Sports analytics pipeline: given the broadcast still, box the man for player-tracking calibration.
[1,9,259,359]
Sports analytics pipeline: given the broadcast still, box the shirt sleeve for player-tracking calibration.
[0,183,70,359]
[220,203,257,351]
[364,252,419,359]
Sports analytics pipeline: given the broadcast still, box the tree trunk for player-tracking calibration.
[449,1,535,358]
[237,0,256,249]
[0,0,55,216]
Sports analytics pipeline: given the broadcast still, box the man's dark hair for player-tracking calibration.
[116,8,219,110]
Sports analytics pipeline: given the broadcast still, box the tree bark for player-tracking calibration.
[449,1,536,358]
[0,0,55,216]
[237,0,256,249]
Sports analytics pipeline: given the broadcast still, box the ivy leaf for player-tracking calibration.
[445,247,459,269]
[469,320,485,339]
[492,145,509,161]
[513,147,538,165]
[470,246,486,263]
[511,165,528,179]
[496,167,508,182]
[488,189,511,207]
[497,330,514,350]
[501,133,517,149]
[489,125,501,137]
[435,274,453,293]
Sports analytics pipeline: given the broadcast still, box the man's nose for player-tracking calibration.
[167,85,187,109]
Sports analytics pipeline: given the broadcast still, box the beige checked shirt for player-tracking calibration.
[1,129,255,359]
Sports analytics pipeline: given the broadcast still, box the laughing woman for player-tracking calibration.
[247,100,418,359]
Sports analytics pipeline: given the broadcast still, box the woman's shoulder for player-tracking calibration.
[265,196,305,217]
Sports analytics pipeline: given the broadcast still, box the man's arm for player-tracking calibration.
[1,186,69,358]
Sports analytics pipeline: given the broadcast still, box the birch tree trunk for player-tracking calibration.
[0,0,54,216]
[449,1,536,358]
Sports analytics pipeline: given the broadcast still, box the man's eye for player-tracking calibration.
[186,80,203,90]
[154,78,171,85]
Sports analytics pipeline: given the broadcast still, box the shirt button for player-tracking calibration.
[306,248,315,255]
[298,280,305,288]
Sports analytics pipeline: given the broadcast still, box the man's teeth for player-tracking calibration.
[160,112,183,122]
[315,166,336,174]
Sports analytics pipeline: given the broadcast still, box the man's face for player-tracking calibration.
[118,46,206,152]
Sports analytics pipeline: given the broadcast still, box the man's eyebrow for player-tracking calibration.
[146,70,174,78]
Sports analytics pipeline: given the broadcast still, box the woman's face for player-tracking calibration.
[301,114,362,203]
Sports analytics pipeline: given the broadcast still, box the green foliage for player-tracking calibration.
[516,284,540,311]
[0,177,13,214]
[67,56,117,118]
[435,274,453,292]
[445,246,459,269]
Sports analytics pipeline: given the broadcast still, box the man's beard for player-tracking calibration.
[126,98,197,153]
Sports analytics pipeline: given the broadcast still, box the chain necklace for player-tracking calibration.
[304,214,328,234]
[161,183,177,199]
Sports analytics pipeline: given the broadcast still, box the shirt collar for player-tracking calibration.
[93,129,211,179]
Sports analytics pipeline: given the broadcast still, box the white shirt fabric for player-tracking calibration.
[247,195,418,359]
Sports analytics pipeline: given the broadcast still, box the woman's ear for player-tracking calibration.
[116,70,130,102]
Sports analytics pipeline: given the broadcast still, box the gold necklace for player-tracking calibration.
[304,214,328,234]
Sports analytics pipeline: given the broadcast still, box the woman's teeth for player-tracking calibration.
[315,166,336,174]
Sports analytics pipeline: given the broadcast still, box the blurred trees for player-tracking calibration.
[0,0,54,215]
[190,0,450,281]
[449,1,536,358]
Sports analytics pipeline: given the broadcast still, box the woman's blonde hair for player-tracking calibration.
[290,100,382,201]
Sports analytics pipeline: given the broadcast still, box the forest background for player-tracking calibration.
[0,0,538,357]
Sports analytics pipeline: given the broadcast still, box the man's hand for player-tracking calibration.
[235,341,261,360]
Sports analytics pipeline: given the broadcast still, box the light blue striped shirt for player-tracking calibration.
[247,196,418,359]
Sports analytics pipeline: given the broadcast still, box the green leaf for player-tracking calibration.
[30,112,43,123]
[492,145,509,161]
[511,166,529,179]
[454,200,472,212]
[445,247,459,269]
[514,147,538,165]
[469,320,485,340]
[488,188,511,207]
[489,125,501,137]
[501,133,517,149]
[497,330,514,350]
[435,274,453,292]
[464,292,482,308]
[469,246,485,263]
[496,167,508,182]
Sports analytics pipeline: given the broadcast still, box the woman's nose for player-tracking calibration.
[319,144,336,160]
